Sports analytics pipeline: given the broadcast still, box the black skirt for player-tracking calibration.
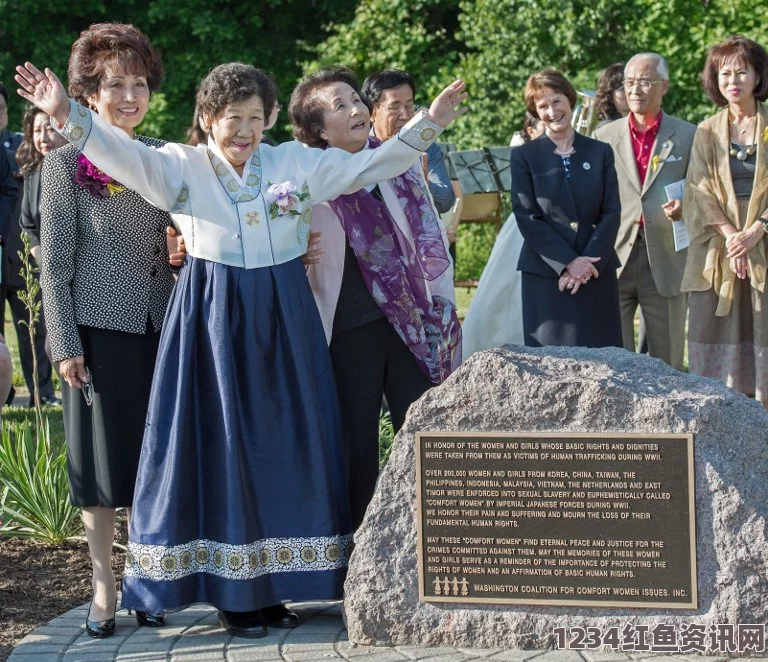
[521,271,622,348]
[62,323,160,508]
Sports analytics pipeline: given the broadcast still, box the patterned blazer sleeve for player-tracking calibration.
[39,150,83,361]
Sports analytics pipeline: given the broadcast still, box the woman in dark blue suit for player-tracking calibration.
[510,70,622,348]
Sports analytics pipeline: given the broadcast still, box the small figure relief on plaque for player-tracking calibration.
[433,576,469,596]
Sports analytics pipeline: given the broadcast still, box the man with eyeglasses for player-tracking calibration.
[362,70,456,215]
[593,53,696,370]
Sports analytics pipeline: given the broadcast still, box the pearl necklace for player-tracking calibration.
[729,141,756,162]
[729,109,758,161]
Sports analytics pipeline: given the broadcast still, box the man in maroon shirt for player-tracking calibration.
[594,53,696,370]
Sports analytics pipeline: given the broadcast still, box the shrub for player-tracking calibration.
[0,418,82,545]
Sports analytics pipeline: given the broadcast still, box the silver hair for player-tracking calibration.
[626,53,669,81]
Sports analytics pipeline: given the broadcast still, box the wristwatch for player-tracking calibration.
[758,216,768,233]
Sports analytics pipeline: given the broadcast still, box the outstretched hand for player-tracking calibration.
[15,62,70,126]
[427,81,469,129]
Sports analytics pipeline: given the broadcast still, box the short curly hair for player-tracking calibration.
[196,63,279,123]
[289,66,363,148]
[701,35,768,106]
[524,69,578,118]
[68,22,164,105]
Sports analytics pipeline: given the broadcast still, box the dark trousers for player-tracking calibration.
[0,284,54,401]
[330,317,433,528]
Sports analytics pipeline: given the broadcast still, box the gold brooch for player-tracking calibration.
[420,127,437,142]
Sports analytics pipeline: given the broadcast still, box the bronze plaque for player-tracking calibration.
[416,432,696,609]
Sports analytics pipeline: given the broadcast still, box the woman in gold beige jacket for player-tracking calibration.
[683,35,768,403]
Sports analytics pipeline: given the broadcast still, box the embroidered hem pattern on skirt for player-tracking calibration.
[125,534,353,581]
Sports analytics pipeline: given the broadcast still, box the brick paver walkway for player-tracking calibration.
[8,600,760,662]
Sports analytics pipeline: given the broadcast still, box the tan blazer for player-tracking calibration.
[681,104,768,315]
[594,114,697,298]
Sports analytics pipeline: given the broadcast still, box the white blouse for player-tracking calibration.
[57,99,444,269]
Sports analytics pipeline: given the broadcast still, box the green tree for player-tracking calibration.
[0,0,358,141]
[304,0,461,109]
[451,0,768,148]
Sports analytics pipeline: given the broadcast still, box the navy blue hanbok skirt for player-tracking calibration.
[121,256,353,612]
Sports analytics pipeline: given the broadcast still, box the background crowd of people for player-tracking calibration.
[466,36,768,410]
[2,18,767,643]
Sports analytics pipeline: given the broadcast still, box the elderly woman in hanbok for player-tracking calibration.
[292,67,461,530]
[17,58,466,638]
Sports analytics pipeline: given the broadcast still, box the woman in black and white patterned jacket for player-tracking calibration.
[38,23,174,637]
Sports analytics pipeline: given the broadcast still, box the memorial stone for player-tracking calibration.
[343,346,768,649]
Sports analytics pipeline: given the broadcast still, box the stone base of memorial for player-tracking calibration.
[343,346,768,651]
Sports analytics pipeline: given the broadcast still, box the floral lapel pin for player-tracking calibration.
[74,154,126,198]
[266,180,311,219]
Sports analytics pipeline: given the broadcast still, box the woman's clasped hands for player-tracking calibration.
[726,222,764,279]
[559,256,601,295]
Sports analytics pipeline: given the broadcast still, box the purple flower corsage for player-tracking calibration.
[73,154,126,198]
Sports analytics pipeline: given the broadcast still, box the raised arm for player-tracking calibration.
[16,63,185,212]
[298,81,468,202]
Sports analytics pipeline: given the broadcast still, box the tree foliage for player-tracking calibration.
[306,0,767,148]
[304,0,461,104]
[2,0,766,147]
[0,0,357,141]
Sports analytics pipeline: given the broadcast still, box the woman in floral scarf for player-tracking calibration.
[292,67,461,530]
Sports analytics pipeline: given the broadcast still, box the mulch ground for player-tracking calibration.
[0,521,127,662]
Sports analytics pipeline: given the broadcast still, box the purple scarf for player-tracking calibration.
[328,138,461,384]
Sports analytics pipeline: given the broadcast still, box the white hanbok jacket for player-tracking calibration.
[56,99,444,270]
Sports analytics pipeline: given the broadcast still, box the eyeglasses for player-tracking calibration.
[623,78,662,91]
[382,102,415,116]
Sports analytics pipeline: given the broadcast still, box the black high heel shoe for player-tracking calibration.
[86,599,117,639]
[135,610,167,627]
